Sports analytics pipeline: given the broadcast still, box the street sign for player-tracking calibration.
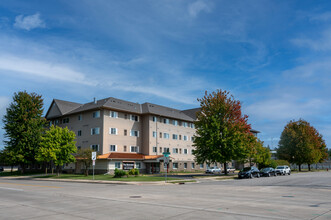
[92,160,95,166]
[92,152,97,161]
[163,152,170,157]
[163,157,169,164]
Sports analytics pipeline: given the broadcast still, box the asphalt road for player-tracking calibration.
[0,172,330,220]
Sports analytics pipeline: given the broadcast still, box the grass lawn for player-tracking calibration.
[34,174,182,181]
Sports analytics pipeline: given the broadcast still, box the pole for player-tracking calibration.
[93,162,95,180]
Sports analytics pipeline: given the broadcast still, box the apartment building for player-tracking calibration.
[45,97,207,174]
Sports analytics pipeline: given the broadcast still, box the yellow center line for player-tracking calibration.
[0,182,62,188]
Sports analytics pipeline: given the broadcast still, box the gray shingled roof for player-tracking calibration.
[48,97,196,121]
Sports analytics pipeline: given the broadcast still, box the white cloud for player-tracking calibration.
[309,12,331,22]
[14,13,45,31]
[292,29,331,51]
[0,96,10,117]
[0,55,96,86]
[188,1,211,17]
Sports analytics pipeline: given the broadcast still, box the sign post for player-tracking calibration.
[162,152,170,183]
[92,152,96,180]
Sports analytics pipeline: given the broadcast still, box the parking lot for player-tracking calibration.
[0,172,330,219]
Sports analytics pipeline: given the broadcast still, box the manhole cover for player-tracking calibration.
[130,196,142,198]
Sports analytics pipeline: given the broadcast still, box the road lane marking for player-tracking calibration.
[0,182,62,188]
[0,186,24,191]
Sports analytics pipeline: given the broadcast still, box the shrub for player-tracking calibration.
[128,168,139,176]
[114,168,127,178]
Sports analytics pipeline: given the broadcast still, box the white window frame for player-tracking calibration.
[190,123,195,129]
[152,116,157,122]
[153,131,157,138]
[183,135,188,141]
[163,118,169,124]
[192,163,195,169]
[153,146,157,153]
[200,164,204,169]
[93,111,100,118]
[183,122,188,127]
[110,111,118,118]
[172,120,178,126]
[110,145,117,152]
[173,148,178,154]
[130,130,139,137]
[115,162,121,169]
[130,115,139,122]
[184,149,188,154]
[173,163,178,169]
[90,144,99,151]
[184,163,187,169]
[77,130,82,136]
[78,114,82,121]
[109,128,118,135]
[130,146,139,153]
[91,127,100,135]
[172,134,178,140]
[136,162,141,169]
[163,133,169,139]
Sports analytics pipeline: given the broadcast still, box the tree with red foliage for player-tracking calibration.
[277,119,328,171]
[193,90,256,174]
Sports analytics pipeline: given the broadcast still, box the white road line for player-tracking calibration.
[0,186,24,191]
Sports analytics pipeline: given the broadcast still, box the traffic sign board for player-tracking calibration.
[92,152,97,161]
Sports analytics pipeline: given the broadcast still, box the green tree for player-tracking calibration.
[193,90,255,174]
[253,140,272,169]
[328,149,331,159]
[277,119,328,171]
[75,148,93,176]
[36,125,77,176]
[0,148,20,172]
[2,91,45,173]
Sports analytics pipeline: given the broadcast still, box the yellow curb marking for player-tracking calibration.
[0,182,62,188]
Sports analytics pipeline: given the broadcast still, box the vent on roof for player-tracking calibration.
[93,97,97,104]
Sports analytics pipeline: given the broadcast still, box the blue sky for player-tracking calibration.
[0,0,330,149]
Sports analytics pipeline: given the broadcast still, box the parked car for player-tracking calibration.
[275,165,291,175]
[222,168,235,173]
[205,167,222,174]
[0,167,4,172]
[259,167,277,177]
[238,166,260,179]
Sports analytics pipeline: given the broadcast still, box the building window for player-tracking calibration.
[110,111,118,118]
[159,132,162,138]
[124,145,127,152]
[153,146,157,153]
[172,120,178,126]
[184,149,188,154]
[184,163,187,169]
[159,147,162,153]
[179,148,182,154]
[183,135,188,141]
[77,130,82,136]
[110,145,116,152]
[130,146,139,152]
[130,115,139,121]
[163,118,169,124]
[172,134,178,140]
[124,129,127,136]
[91,127,100,135]
[55,120,59,125]
[163,147,169,153]
[191,136,195,141]
[78,114,82,121]
[130,130,139,137]
[183,122,188,127]
[200,164,204,169]
[163,133,169,139]
[90,144,99,151]
[152,116,157,122]
[179,135,182,140]
[153,131,157,138]
[115,162,121,169]
[77,146,81,150]
[109,128,117,135]
[62,118,69,124]
[136,162,141,169]
[93,111,100,118]
[173,163,178,169]
[173,148,178,154]
[190,123,195,129]
[192,163,195,169]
